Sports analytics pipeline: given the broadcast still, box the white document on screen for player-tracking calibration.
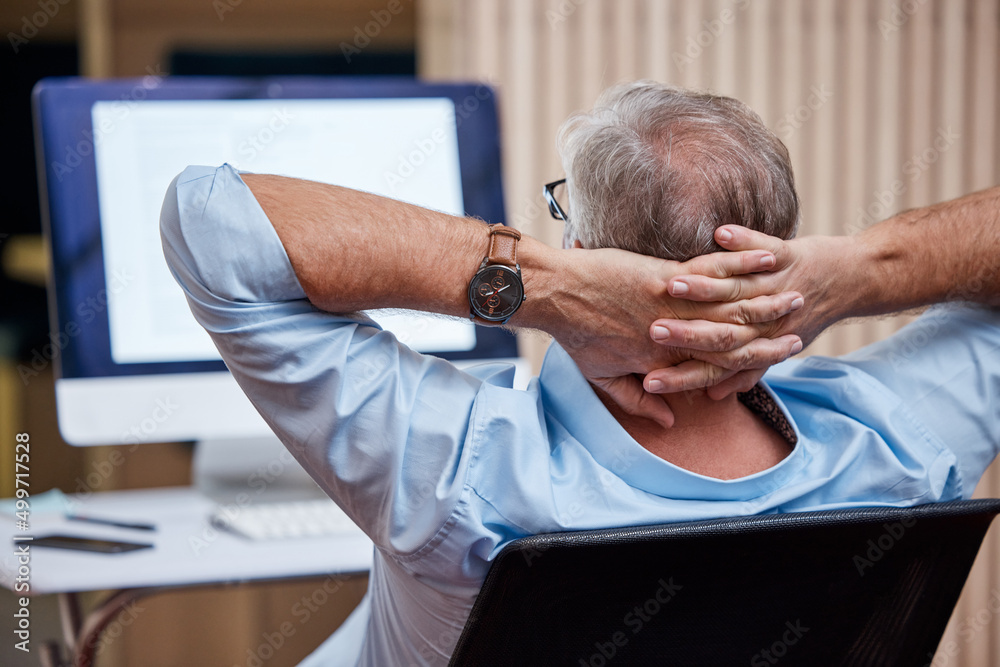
[91,97,476,365]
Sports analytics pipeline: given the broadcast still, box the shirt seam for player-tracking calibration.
[467,485,524,534]
[178,168,218,220]
[393,387,487,565]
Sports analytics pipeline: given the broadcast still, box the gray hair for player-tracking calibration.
[557,81,800,261]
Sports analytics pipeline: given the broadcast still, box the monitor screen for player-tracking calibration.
[35,77,517,446]
[94,97,472,364]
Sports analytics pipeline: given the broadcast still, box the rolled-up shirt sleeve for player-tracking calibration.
[160,164,503,555]
[837,304,1000,495]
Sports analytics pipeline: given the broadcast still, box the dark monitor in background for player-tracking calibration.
[1,42,78,359]
[169,49,416,77]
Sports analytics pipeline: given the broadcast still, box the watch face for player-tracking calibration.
[469,265,524,322]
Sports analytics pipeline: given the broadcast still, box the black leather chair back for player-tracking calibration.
[449,500,1000,666]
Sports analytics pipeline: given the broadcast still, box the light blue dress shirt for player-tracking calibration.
[161,164,1000,666]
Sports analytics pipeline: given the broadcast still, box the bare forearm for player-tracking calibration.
[243,173,563,327]
[780,187,1000,346]
[849,185,1000,317]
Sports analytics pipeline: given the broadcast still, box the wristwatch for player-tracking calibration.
[468,224,526,325]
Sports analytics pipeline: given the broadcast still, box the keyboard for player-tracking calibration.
[210,499,362,541]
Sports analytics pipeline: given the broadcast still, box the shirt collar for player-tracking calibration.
[537,342,807,501]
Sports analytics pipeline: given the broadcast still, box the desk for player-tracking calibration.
[0,487,373,667]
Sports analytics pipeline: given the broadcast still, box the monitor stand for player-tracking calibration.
[192,436,328,504]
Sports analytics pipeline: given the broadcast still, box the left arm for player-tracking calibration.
[245,172,803,425]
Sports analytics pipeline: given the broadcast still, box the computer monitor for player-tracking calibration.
[35,77,521,452]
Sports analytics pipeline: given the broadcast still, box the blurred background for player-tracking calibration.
[1,0,998,665]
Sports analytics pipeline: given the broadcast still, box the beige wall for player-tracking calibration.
[418,1,1000,665]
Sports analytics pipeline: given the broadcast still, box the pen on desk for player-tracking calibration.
[66,515,157,531]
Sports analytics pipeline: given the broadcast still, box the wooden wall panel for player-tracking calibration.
[0,0,79,42]
[420,2,1000,665]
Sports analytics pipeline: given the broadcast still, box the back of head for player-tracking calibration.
[557,81,800,261]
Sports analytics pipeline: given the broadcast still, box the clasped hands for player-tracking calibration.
[552,225,837,428]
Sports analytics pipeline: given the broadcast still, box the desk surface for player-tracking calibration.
[0,487,373,595]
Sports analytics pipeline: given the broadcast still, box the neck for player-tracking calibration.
[661,389,741,431]
[595,387,792,480]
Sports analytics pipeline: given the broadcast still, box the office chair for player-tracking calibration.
[449,499,1000,666]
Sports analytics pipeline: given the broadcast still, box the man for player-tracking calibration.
[160,81,999,665]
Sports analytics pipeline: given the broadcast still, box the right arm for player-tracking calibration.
[844,185,1000,312]
[776,184,1000,341]
[646,185,1000,395]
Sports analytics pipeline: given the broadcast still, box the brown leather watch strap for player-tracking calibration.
[486,224,521,267]
[470,224,524,326]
